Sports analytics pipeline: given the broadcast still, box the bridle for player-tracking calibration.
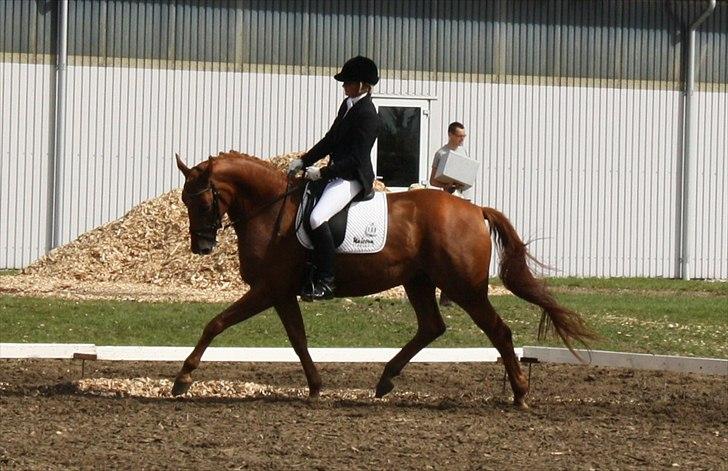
[185,178,304,240]
[185,183,225,241]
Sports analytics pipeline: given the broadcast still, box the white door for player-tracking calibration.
[371,97,430,192]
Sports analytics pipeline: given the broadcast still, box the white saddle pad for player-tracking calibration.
[296,192,388,254]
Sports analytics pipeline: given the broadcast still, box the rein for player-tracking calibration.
[188,179,304,235]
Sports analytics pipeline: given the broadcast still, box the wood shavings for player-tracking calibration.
[74,377,436,402]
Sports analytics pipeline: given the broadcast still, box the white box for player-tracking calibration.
[434,149,479,190]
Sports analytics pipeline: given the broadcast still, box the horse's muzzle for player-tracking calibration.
[191,235,217,255]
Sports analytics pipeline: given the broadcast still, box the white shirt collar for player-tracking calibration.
[346,92,368,110]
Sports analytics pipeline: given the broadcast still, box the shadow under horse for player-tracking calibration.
[173,151,596,408]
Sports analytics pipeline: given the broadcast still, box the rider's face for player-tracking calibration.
[343,81,361,98]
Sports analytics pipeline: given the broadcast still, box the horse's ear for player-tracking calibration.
[175,153,191,178]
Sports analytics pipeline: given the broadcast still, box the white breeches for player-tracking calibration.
[310,178,363,230]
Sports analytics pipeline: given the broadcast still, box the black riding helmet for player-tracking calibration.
[334,56,379,85]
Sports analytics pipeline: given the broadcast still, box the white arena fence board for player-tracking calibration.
[0,344,511,363]
[2,344,726,376]
[522,347,728,376]
[96,346,509,363]
[0,343,96,359]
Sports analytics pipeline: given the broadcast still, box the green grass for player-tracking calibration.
[491,276,728,295]
[1,279,726,358]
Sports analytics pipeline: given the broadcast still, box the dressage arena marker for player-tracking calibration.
[1,343,725,376]
[72,352,98,377]
[497,356,541,392]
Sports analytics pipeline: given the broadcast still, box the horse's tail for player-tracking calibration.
[481,206,598,357]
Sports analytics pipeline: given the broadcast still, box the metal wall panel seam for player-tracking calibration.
[6,6,17,262]
[142,4,152,204]
[10,22,20,266]
[0,9,7,266]
[77,2,86,235]
[81,6,90,240]
[25,21,34,265]
[276,6,285,155]
[22,7,33,266]
[568,15,577,275]
[32,10,45,265]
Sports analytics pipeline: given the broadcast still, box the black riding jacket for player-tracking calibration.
[302,93,381,195]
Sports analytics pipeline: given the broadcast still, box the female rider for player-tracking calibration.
[288,56,382,301]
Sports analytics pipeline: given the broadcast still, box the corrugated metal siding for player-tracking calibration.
[693,90,728,279]
[451,83,684,277]
[0,0,54,268]
[692,11,728,279]
[1,0,726,278]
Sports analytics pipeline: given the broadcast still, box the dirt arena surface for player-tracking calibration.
[1,359,726,470]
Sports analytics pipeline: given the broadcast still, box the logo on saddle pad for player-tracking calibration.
[365,223,377,237]
[352,223,378,245]
[296,193,388,254]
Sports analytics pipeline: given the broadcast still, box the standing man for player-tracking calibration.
[429,122,472,199]
[429,121,473,306]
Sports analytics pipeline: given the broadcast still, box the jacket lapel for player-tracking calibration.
[336,100,347,119]
[331,94,372,143]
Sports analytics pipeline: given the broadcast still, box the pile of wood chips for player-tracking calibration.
[15,151,407,302]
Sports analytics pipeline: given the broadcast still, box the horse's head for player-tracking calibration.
[176,154,230,255]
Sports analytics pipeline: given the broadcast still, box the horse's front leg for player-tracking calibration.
[171,288,272,396]
[274,296,322,398]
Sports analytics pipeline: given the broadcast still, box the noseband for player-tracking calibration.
[186,183,224,241]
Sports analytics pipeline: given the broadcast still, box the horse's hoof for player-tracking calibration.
[171,378,192,396]
[308,388,321,400]
[514,399,529,410]
[374,378,394,398]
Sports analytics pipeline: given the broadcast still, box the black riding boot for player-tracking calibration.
[301,222,336,301]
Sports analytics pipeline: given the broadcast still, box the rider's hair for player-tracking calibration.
[358,82,373,95]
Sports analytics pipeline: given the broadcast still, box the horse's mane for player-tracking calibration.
[204,150,288,193]
[212,150,280,173]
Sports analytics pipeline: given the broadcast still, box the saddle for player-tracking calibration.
[295,181,388,254]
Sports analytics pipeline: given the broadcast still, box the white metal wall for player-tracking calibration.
[1,0,727,278]
[2,61,726,278]
[437,83,685,278]
[692,90,728,279]
[0,62,54,268]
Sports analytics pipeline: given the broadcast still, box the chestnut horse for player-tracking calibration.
[173,151,595,408]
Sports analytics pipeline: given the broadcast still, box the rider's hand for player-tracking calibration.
[304,166,322,181]
[287,159,304,177]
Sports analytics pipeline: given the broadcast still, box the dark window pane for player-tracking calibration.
[376,106,421,188]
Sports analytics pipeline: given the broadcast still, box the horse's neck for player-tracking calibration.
[220,157,289,219]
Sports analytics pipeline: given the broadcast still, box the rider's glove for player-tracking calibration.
[287,159,304,177]
[304,166,322,181]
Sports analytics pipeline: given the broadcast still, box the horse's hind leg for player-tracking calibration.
[459,295,529,408]
[274,296,322,398]
[172,288,272,396]
[375,275,446,398]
